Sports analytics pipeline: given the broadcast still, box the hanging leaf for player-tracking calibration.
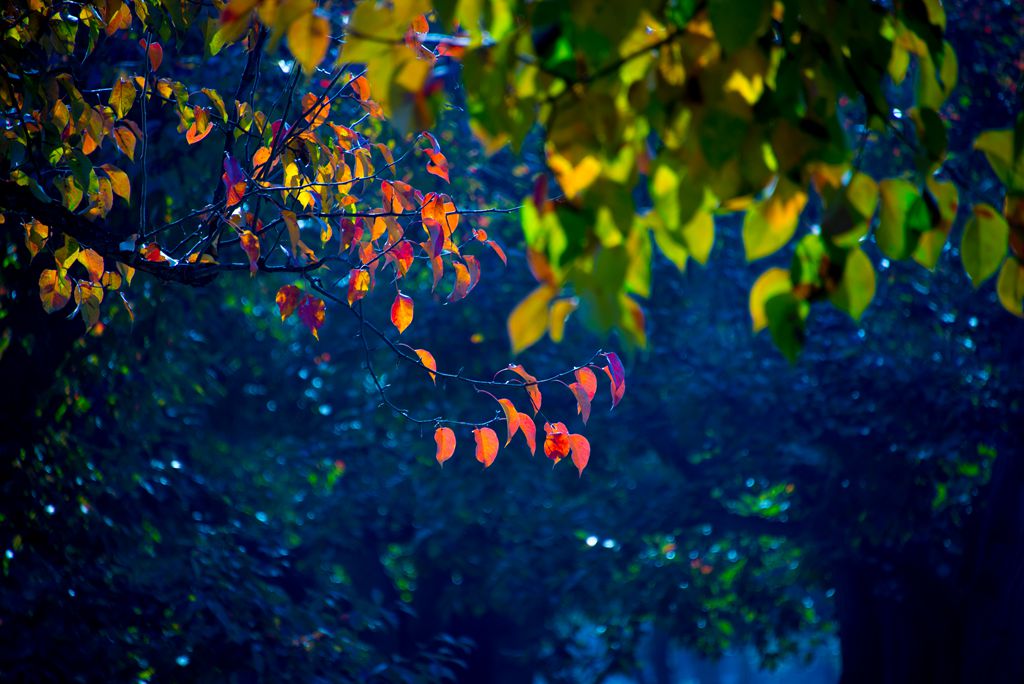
[996,258,1024,317]
[109,77,136,119]
[186,106,213,145]
[434,427,456,466]
[77,249,104,283]
[518,413,537,456]
[473,427,499,468]
[569,433,591,476]
[297,295,326,340]
[347,269,371,306]
[390,291,414,333]
[240,230,260,276]
[496,398,519,445]
[961,203,1009,287]
[575,367,597,401]
[603,352,626,409]
[507,284,557,354]
[543,422,571,462]
[414,348,437,383]
[288,10,330,74]
[568,382,592,424]
[276,284,301,320]
[500,364,542,414]
[38,269,71,313]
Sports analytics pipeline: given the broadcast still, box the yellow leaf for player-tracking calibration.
[109,77,136,119]
[548,297,578,343]
[38,269,71,313]
[288,9,330,74]
[743,177,808,260]
[507,284,557,354]
[100,164,131,202]
[749,267,791,332]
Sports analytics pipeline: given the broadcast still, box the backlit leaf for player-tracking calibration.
[496,398,519,446]
[829,248,876,322]
[297,295,326,340]
[877,179,929,259]
[434,427,456,465]
[575,367,597,401]
[39,269,71,313]
[276,284,300,320]
[543,422,570,462]
[749,268,791,332]
[288,10,330,73]
[78,248,104,283]
[548,296,578,342]
[603,352,626,409]
[109,77,135,119]
[414,348,437,384]
[282,210,301,259]
[473,427,499,468]
[507,284,557,354]
[390,291,414,333]
[996,258,1024,317]
[569,434,591,476]
[743,178,808,260]
[502,364,542,414]
[240,230,260,276]
[347,269,371,306]
[568,383,592,424]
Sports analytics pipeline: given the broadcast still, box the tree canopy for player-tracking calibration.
[2,0,1024,681]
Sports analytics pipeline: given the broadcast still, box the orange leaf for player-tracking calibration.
[77,249,104,283]
[543,422,570,462]
[496,398,519,446]
[146,41,163,71]
[464,254,481,294]
[425,150,449,183]
[575,367,597,401]
[449,262,470,302]
[569,434,591,476]
[500,364,542,414]
[351,75,370,102]
[186,106,212,144]
[411,13,428,33]
[276,284,300,320]
[391,291,414,334]
[281,210,301,259]
[112,125,137,161]
[518,413,537,456]
[301,92,330,130]
[347,269,370,306]
[568,382,592,424]
[414,348,437,384]
[434,427,456,466]
[297,295,326,340]
[388,241,414,277]
[474,427,499,468]
[141,243,170,262]
[38,269,71,313]
[486,239,507,265]
[240,230,260,276]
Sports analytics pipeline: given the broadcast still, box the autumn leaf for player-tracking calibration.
[340,218,364,252]
[496,398,519,445]
[186,106,213,145]
[347,269,371,306]
[23,220,48,259]
[500,364,542,414]
[508,285,557,354]
[222,154,246,207]
[276,284,300,320]
[351,75,370,101]
[109,77,136,119]
[99,164,131,202]
[414,348,437,384]
[448,262,471,302]
[575,367,597,401]
[486,239,507,265]
[240,230,260,276]
[568,382,592,424]
[391,291,414,333]
[543,422,571,462]
[282,210,301,260]
[142,40,163,71]
[518,413,537,456]
[548,297,578,342]
[425,150,449,182]
[434,427,456,465]
[77,249,104,283]
[73,281,104,328]
[297,295,326,340]
[464,254,481,294]
[389,241,414,277]
[603,352,626,409]
[474,427,499,468]
[38,269,71,313]
[569,433,591,476]
[288,10,330,74]
[112,125,137,160]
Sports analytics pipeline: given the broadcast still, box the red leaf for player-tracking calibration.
[347,269,370,306]
[543,422,570,462]
[297,295,325,340]
[569,434,591,476]
[222,154,246,207]
[575,367,597,401]
[388,241,414,277]
[603,352,626,409]
[568,382,592,424]
[425,150,450,183]
[340,218,363,252]
[464,254,481,294]
[140,40,163,71]
[499,364,542,414]
[496,398,519,446]
[351,76,370,102]
[276,284,300,321]
[434,427,456,466]
[448,262,470,302]
[390,291,414,334]
[186,106,212,145]
[240,230,260,276]
[486,239,507,265]
[518,413,536,456]
[474,427,499,468]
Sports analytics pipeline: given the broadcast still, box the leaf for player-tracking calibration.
[240,230,260,276]
[743,178,808,260]
[414,348,437,383]
[575,367,597,401]
[603,352,626,409]
[77,248,104,283]
[390,291,414,333]
[548,296,578,342]
[351,75,370,101]
[109,77,136,119]
[73,281,104,328]
[709,0,770,53]
[975,129,1024,192]
[518,413,536,456]
[425,150,450,182]
[282,210,301,259]
[568,383,592,424]
[501,364,542,414]
[829,248,876,322]
[23,220,48,259]
[961,203,1009,287]
[38,269,71,313]
[112,125,137,161]
[543,422,570,462]
[297,295,326,340]
[496,398,519,446]
[996,258,1024,317]
[347,269,371,306]
[222,154,246,207]
[569,434,591,476]
[144,40,163,71]
[276,284,300,320]
[288,9,330,73]
[507,284,557,354]
[389,241,414,277]
[434,427,456,466]
[877,179,929,259]
[487,239,508,265]
[448,262,471,302]
[464,254,481,294]
[473,427,499,468]
[186,106,213,145]
[99,164,131,202]
[749,267,793,332]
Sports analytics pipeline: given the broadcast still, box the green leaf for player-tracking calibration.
[996,258,1024,317]
[975,129,1024,192]
[830,248,876,322]
[764,292,807,363]
[877,179,928,259]
[960,204,1008,287]
[708,0,770,53]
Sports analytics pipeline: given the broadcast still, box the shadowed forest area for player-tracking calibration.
[2,0,1024,682]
